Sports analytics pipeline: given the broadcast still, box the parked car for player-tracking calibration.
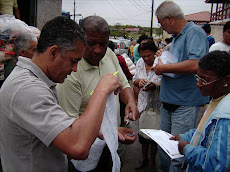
[109,39,130,55]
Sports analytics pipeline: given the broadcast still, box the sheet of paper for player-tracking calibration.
[140,129,184,159]
[153,51,178,78]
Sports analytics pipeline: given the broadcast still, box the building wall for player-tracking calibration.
[36,0,62,30]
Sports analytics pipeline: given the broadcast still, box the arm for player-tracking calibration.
[183,119,230,171]
[154,58,199,75]
[13,7,20,19]
[117,55,133,80]
[119,87,139,121]
[52,74,122,160]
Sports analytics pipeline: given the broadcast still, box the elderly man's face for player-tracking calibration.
[157,16,174,34]
[83,32,109,66]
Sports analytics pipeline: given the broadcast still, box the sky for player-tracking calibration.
[62,0,212,27]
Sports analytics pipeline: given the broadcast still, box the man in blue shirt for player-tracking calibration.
[154,1,209,171]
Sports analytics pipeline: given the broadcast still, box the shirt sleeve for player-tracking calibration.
[183,119,230,171]
[12,82,75,146]
[185,27,209,60]
[117,55,133,80]
[56,74,82,118]
[13,0,18,8]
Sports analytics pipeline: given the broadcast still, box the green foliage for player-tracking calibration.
[109,24,161,40]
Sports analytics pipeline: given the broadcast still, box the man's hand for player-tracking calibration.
[96,73,123,95]
[125,102,139,121]
[152,58,164,75]
[118,127,137,144]
[169,135,180,141]
[178,140,189,155]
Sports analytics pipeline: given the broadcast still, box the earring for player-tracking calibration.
[224,84,228,87]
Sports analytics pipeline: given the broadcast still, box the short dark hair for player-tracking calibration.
[138,39,159,54]
[223,21,230,32]
[137,34,148,44]
[108,41,115,51]
[199,50,230,77]
[80,16,110,35]
[202,24,211,34]
[36,16,87,56]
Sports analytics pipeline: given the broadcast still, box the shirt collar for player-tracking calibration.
[173,21,194,38]
[17,56,56,88]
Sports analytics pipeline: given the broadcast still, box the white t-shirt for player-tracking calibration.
[209,41,230,52]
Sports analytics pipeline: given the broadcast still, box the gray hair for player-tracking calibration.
[37,16,87,57]
[80,16,110,35]
[14,33,37,55]
[155,0,184,20]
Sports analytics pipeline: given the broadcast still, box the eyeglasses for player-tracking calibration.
[158,16,169,27]
[194,74,223,86]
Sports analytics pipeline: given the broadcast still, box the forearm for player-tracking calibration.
[120,87,136,105]
[159,59,198,75]
[53,89,109,159]
[14,7,20,19]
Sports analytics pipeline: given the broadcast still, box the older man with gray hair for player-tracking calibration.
[4,32,38,78]
[153,1,209,171]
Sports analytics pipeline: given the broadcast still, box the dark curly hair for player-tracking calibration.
[199,50,230,77]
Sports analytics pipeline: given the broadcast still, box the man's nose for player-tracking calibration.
[93,44,102,54]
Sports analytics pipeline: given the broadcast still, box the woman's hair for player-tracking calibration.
[199,50,230,77]
[155,0,184,20]
[138,39,158,54]
[137,34,149,44]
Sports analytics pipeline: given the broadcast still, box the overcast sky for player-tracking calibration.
[62,0,212,27]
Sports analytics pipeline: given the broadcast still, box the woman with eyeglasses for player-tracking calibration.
[171,50,230,172]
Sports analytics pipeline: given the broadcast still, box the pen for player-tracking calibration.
[90,70,119,95]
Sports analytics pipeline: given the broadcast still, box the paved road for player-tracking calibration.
[120,120,158,172]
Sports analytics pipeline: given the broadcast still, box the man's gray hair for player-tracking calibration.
[80,16,110,35]
[155,0,184,20]
[14,33,37,55]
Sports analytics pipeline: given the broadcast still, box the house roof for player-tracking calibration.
[205,0,230,3]
[185,11,211,22]
[125,28,140,32]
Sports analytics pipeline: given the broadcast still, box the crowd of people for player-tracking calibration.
[0,0,230,172]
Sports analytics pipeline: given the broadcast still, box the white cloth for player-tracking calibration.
[209,41,230,52]
[72,93,120,172]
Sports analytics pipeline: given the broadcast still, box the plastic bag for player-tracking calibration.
[0,14,28,39]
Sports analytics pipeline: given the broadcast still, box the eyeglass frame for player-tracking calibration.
[194,74,224,86]
[158,16,169,27]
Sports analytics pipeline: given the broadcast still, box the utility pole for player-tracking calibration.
[150,0,154,36]
[74,0,76,22]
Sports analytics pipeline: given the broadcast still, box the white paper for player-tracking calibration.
[101,93,120,172]
[140,129,184,159]
[153,51,178,78]
[72,93,120,172]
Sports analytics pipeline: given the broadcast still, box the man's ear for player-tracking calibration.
[224,75,230,85]
[49,45,60,61]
